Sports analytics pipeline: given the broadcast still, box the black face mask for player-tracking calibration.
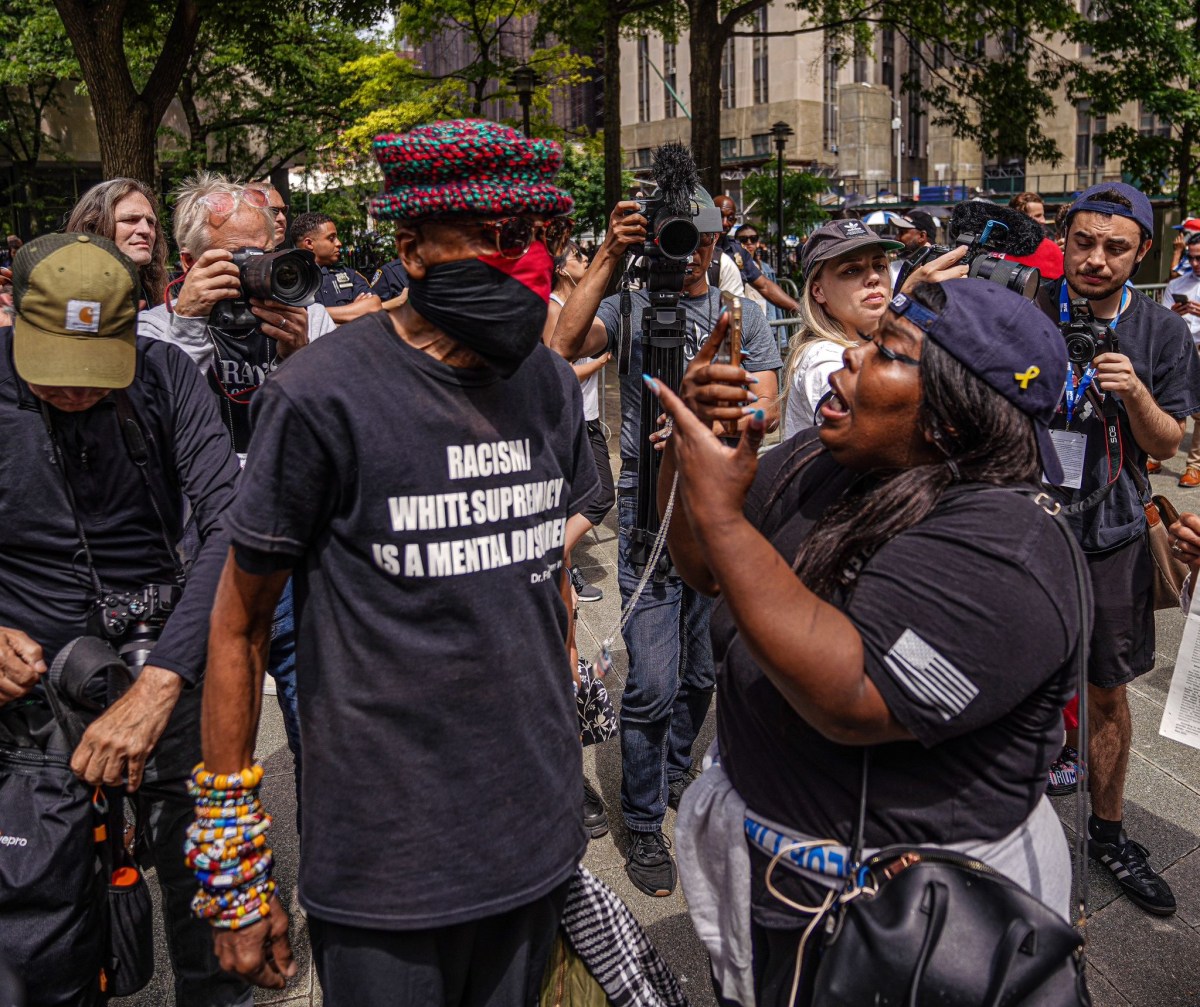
[407,242,552,377]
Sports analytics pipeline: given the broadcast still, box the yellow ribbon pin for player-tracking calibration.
[1014,366,1040,390]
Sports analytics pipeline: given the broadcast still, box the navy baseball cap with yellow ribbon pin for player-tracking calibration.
[11,232,141,389]
[889,278,1068,485]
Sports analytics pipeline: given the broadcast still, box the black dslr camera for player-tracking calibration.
[208,247,322,334]
[89,584,182,672]
[1061,297,1116,365]
[897,218,1040,299]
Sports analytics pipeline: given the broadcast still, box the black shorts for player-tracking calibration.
[1086,534,1156,689]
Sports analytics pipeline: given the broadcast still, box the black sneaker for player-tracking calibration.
[1046,745,1079,797]
[583,778,609,839]
[625,829,677,897]
[569,565,603,603]
[667,771,697,810]
[1089,831,1177,916]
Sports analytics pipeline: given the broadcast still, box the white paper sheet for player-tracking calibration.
[1159,585,1200,750]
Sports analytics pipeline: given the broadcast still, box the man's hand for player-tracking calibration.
[1092,352,1145,399]
[71,665,183,791]
[0,627,46,704]
[251,299,309,358]
[1170,299,1200,317]
[600,200,647,259]
[213,894,296,989]
[173,250,242,318]
[898,244,969,295]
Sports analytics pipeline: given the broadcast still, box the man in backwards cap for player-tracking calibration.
[199,120,599,1003]
[1038,183,1200,917]
[0,234,243,1005]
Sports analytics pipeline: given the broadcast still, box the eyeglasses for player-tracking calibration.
[738,234,760,244]
[197,187,270,218]
[269,204,290,217]
[866,333,920,367]
[474,216,574,258]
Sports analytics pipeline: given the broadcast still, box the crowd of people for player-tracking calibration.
[1,118,1200,1007]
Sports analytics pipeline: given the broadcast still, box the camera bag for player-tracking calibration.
[0,637,153,1003]
[808,492,1092,1007]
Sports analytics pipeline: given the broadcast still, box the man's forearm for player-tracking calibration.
[1125,384,1185,460]
[754,276,800,314]
[326,297,382,324]
[550,244,624,360]
[201,554,288,773]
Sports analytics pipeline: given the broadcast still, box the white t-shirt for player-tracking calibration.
[552,291,600,421]
[782,339,849,439]
[1164,273,1200,344]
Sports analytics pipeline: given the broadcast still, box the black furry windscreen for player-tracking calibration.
[650,142,699,216]
[949,201,1045,257]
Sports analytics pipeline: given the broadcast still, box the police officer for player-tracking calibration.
[369,256,409,302]
[713,196,800,313]
[288,212,382,323]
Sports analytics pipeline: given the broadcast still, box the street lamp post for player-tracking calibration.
[770,121,794,276]
[511,64,538,138]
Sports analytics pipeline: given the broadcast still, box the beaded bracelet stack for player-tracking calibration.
[184,763,275,930]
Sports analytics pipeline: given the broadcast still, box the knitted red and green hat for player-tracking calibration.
[369,119,574,221]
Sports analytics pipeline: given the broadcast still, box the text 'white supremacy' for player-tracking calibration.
[387,479,565,532]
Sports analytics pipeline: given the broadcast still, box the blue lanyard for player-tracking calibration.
[1061,281,1130,423]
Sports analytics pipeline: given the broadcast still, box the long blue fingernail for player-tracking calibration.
[752,408,765,423]
[642,373,660,393]
[746,392,759,403]
[746,375,760,384]
[742,405,759,415]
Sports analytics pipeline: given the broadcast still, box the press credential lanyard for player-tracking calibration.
[1060,280,1130,424]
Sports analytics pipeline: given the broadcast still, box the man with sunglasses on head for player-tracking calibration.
[289,211,382,324]
[196,120,600,1004]
[551,182,782,898]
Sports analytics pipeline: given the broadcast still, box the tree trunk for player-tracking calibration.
[179,63,209,171]
[688,0,726,196]
[53,0,201,184]
[602,11,623,215]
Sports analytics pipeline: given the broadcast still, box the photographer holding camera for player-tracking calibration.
[1039,183,1200,917]
[551,183,781,898]
[0,234,244,1005]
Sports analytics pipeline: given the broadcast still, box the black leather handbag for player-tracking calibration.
[810,494,1093,1007]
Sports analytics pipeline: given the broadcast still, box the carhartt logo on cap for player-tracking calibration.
[839,221,867,237]
[65,300,101,333]
[1014,366,1041,390]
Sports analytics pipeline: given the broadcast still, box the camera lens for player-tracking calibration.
[969,256,1040,299]
[655,215,700,260]
[268,250,321,305]
[273,261,301,297]
[1064,332,1097,365]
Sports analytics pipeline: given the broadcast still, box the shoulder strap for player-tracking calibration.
[113,391,186,585]
[708,253,722,289]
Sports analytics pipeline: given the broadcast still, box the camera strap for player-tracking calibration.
[39,400,104,600]
[618,274,634,377]
[113,391,187,586]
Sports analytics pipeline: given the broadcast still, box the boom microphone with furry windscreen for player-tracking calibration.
[895,201,1044,299]
[618,142,722,579]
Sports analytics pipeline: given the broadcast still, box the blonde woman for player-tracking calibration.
[781,220,901,438]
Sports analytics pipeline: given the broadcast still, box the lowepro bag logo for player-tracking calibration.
[0,831,28,847]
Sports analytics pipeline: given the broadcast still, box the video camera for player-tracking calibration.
[895,202,1043,299]
[89,584,182,673]
[1061,297,1116,365]
[208,246,321,334]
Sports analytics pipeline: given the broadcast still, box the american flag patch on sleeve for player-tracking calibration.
[884,629,979,721]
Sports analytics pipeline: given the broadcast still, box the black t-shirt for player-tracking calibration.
[1038,278,1200,551]
[716,431,1086,857]
[227,312,599,929]
[206,328,279,454]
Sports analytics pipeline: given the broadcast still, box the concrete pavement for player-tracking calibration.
[116,431,1200,1007]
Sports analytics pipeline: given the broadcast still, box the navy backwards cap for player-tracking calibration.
[888,278,1068,485]
[1068,182,1153,237]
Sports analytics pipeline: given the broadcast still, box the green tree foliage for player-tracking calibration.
[1069,0,1200,214]
[555,142,634,238]
[164,12,375,181]
[742,167,829,238]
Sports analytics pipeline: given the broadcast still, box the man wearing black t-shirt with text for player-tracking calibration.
[196,120,599,1005]
[1040,183,1200,916]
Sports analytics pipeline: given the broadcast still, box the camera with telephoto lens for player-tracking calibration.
[208,247,321,334]
[897,219,1041,299]
[629,194,723,263]
[89,584,182,673]
[1061,297,1116,365]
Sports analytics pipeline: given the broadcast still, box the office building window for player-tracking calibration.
[854,40,869,83]
[1075,101,1106,181]
[753,9,769,103]
[663,41,678,119]
[637,35,650,123]
[721,137,739,160]
[1140,100,1171,138]
[881,29,895,89]
[752,133,772,156]
[823,40,839,151]
[721,38,736,109]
